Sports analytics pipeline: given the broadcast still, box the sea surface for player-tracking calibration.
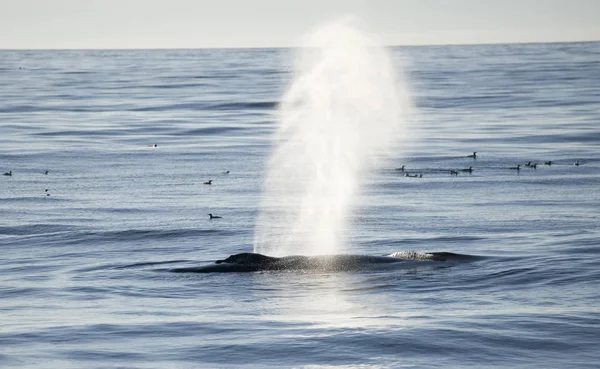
[1,42,599,368]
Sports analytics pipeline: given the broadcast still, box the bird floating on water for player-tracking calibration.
[525,162,537,169]
[460,166,473,173]
[204,180,212,185]
[395,165,405,172]
[509,164,521,170]
[544,161,552,166]
[574,160,580,166]
[3,171,12,176]
[208,213,222,219]
[467,152,477,159]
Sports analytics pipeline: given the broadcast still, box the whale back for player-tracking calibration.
[172,251,482,273]
[216,252,278,266]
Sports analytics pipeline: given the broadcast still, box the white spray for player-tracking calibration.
[253,18,411,256]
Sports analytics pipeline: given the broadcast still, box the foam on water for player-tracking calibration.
[253,19,411,256]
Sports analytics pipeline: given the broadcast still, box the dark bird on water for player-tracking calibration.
[575,160,580,166]
[460,166,473,173]
[544,161,552,166]
[525,162,537,169]
[223,170,230,174]
[467,152,477,159]
[3,171,12,176]
[395,165,405,172]
[509,164,521,170]
[204,180,212,185]
[208,213,222,219]
[43,170,49,175]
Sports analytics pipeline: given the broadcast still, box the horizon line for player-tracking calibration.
[1,39,599,51]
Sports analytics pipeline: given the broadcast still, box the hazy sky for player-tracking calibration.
[1,0,599,49]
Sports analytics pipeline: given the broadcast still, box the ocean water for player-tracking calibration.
[1,42,599,368]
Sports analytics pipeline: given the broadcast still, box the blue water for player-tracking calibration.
[1,43,599,368]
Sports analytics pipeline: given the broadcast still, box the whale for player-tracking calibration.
[170,251,481,273]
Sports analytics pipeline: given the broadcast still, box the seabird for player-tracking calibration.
[43,170,49,175]
[460,166,473,173]
[509,164,521,170]
[396,165,405,172]
[204,180,212,185]
[575,160,580,166]
[208,213,222,219]
[544,161,552,166]
[525,162,537,169]
[467,152,477,159]
[3,171,12,176]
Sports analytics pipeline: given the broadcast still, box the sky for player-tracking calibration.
[0,0,599,49]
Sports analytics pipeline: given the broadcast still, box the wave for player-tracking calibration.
[58,228,238,245]
[31,124,255,138]
[0,223,79,236]
[0,100,277,114]
[0,225,238,244]
[131,101,277,112]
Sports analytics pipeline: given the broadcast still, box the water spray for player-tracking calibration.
[254,18,411,256]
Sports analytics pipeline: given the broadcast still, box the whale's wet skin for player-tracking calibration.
[170,251,482,273]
